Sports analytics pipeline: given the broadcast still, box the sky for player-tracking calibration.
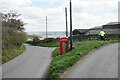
[1,0,119,32]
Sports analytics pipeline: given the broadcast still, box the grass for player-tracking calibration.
[2,45,26,64]
[29,41,60,47]
[48,39,120,79]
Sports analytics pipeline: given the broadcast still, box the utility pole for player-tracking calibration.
[46,16,48,38]
[70,0,73,50]
[65,7,68,37]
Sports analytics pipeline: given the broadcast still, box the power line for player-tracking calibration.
[24,0,33,7]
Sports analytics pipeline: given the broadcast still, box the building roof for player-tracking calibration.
[89,26,103,30]
[74,29,89,33]
[105,22,120,26]
[103,22,120,29]
[73,22,120,33]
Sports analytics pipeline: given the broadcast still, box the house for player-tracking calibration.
[73,29,89,35]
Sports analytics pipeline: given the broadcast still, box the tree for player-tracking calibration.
[2,11,26,31]
[2,11,27,53]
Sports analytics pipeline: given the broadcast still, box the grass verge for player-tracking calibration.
[27,41,60,47]
[48,39,120,79]
[2,45,26,64]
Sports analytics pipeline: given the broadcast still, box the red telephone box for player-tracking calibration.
[60,37,69,55]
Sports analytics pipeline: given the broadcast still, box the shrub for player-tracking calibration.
[2,11,27,63]
[33,36,40,44]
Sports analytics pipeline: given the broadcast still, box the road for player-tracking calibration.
[2,44,56,78]
[61,43,119,78]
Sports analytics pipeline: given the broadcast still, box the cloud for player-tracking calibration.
[1,0,32,10]
[49,0,55,5]
[1,0,119,32]
[72,0,118,13]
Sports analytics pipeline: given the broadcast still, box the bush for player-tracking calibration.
[26,37,61,47]
[33,36,40,44]
[2,11,27,63]
[43,38,55,43]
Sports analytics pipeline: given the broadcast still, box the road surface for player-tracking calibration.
[61,43,119,78]
[2,44,56,78]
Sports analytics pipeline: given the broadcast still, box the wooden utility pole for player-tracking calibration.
[46,16,48,38]
[65,7,68,37]
[70,0,73,50]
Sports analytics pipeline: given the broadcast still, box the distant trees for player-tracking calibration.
[33,36,40,44]
[2,11,28,63]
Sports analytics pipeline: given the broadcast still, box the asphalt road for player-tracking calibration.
[61,43,119,78]
[2,44,56,78]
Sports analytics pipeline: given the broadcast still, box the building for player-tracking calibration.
[73,22,120,36]
[73,29,89,35]
[86,26,102,35]
[103,22,120,34]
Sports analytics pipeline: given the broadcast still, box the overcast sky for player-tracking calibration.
[1,0,119,32]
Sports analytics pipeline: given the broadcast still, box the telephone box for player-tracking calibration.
[60,37,69,55]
